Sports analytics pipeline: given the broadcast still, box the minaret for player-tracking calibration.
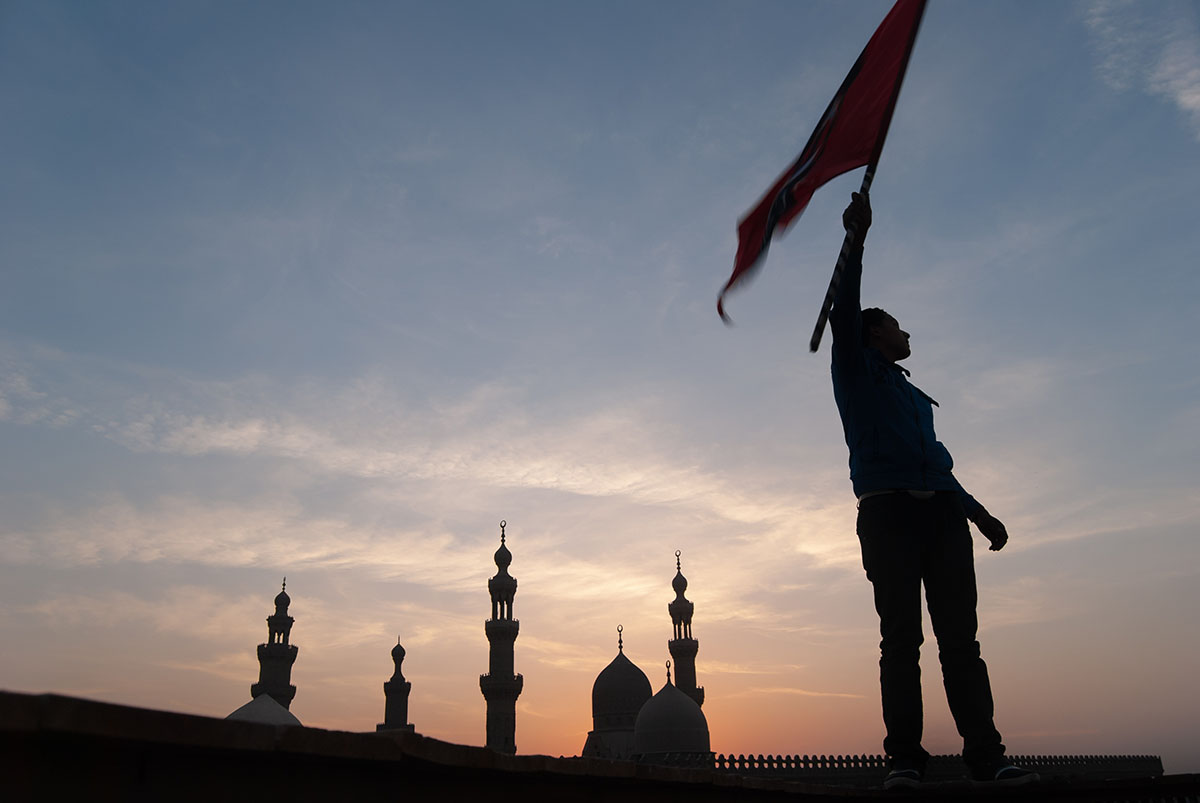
[251,578,298,709]
[377,636,415,732]
[667,551,704,707]
[479,520,522,753]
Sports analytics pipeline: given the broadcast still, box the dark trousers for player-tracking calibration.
[856,491,1004,772]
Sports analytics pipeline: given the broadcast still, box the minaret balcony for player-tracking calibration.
[668,637,699,655]
[484,618,521,638]
[478,674,524,698]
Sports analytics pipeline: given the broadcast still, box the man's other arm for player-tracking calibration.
[973,506,1010,551]
[950,476,1009,552]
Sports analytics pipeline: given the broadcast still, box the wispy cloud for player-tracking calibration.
[1,348,865,578]
[1083,0,1200,139]
[980,576,1086,631]
[0,359,79,427]
[159,652,257,684]
[19,587,262,638]
[0,497,486,590]
[725,686,864,700]
[702,660,807,676]
[526,215,606,261]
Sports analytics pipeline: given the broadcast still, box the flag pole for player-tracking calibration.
[807,167,876,353]
[807,0,927,353]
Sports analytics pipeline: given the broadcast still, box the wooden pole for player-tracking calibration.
[807,166,875,353]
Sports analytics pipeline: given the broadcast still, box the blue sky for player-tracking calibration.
[2,0,1198,773]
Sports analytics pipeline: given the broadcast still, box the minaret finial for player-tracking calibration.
[617,624,623,652]
[666,660,672,684]
[282,576,286,592]
[675,549,681,571]
[500,519,506,545]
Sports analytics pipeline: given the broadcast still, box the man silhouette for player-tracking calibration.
[830,191,1037,789]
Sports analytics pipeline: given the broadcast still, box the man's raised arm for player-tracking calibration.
[830,192,872,357]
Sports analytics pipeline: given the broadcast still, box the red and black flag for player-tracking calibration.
[718,0,927,323]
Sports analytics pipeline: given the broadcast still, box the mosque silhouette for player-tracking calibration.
[226,521,713,762]
[219,520,1162,787]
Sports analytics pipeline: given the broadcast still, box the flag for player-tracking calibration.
[717,0,927,322]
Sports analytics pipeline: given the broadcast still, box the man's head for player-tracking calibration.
[862,307,910,362]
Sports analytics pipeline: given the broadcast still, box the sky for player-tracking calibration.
[1,0,1198,775]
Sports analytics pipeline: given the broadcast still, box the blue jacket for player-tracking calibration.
[829,242,983,519]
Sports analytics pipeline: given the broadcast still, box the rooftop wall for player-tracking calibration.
[0,691,1193,802]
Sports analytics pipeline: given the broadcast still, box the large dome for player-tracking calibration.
[632,681,710,758]
[592,651,652,730]
[226,694,302,727]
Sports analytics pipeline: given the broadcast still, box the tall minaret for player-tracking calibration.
[479,520,523,753]
[251,578,298,709]
[667,551,704,708]
[377,636,415,732]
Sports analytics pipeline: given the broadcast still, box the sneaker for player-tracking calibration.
[883,767,923,790]
[973,764,1040,785]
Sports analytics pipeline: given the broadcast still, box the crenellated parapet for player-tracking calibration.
[645,751,1165,785]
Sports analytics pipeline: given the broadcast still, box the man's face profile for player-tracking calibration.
[870,315,911,362]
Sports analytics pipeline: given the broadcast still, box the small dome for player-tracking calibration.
[494,540,512,571]
[391,638,406,663]
[274,579,291,610]
[592,651,652,725]
[633,681,710,757]
[493,520,512,570]
[671,551,688,596]
[672,568,688,595]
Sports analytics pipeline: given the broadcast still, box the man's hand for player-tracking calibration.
[974,513,1009,551]
[842,191,872,242]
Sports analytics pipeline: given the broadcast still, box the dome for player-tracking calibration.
[493,520,513,571]
[592,651,652,728]
[633,681,710,757]
[493,540,512,571]
[274,579,290,610]
[671,551,688,596]
[226,694,302,727]
[672,567,688,595]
